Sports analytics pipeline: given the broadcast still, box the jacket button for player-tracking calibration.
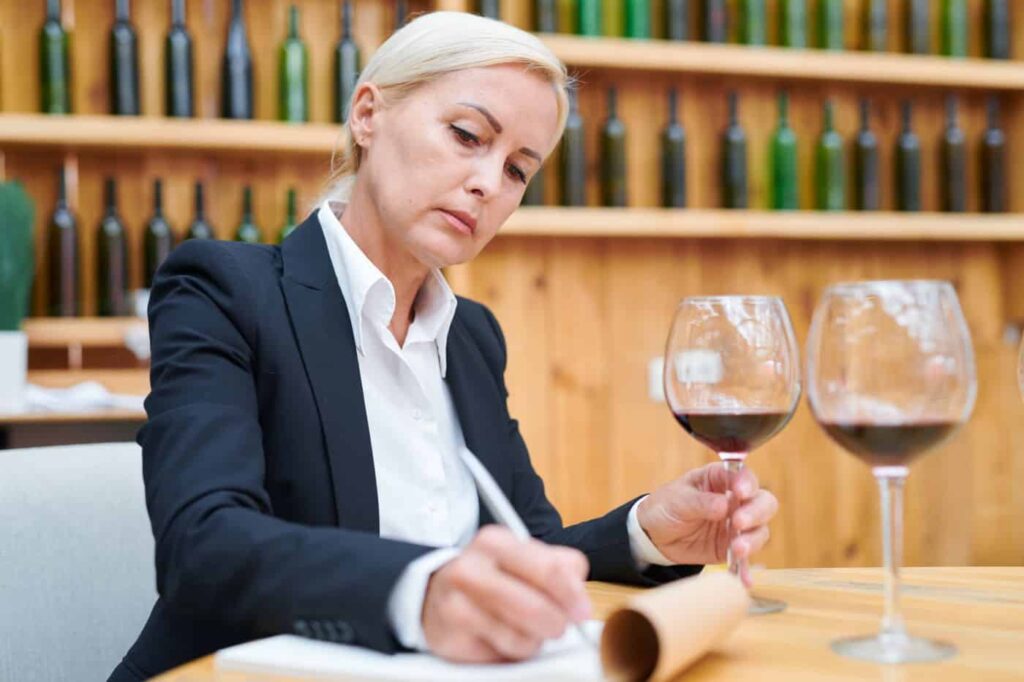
[323,621,339,642]
[293,620,311,637]
[310,621,326,640]
[336,621,356,643]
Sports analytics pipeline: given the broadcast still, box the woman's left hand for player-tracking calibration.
[636,462,778,586]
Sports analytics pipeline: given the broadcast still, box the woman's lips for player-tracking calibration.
[439,209,476,236]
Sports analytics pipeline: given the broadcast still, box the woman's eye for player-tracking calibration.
[450,125,478,145]
[507,163,527,184]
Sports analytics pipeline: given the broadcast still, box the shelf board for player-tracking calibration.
[23,316,147,348]
[502,208,1024,241]
[541,35,1024,91]
[0,114,340,155]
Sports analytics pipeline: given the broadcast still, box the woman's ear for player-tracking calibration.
[348,82,383,149]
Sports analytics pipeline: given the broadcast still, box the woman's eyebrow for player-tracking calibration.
[456,102,541,162]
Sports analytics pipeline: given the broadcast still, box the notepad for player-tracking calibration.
[215,619,604,680]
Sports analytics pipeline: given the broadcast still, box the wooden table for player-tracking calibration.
[153,566,1024,681]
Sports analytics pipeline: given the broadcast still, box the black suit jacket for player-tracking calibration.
[109,214,700,681]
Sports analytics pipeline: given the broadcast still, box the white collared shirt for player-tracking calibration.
[316,201,670,651]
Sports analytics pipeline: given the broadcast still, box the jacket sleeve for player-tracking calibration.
[476,304,702,587]
[140,240,433,653]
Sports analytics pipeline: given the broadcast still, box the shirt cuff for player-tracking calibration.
[627,495,674,569]
[386,547,461,651]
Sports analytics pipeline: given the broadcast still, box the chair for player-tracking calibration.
[0,442,156,682]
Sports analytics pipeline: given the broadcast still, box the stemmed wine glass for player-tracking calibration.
[664,296,801,615]
[807,280,976,664]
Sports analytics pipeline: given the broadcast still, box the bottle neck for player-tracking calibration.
[47,0,61,21]
[57,169,67,206]
[606,88,617,119]
[777,94,789,126]
[859,100,870,132]
[667,89,678,124]
[342,0,353,38]
[232,0,245,20]
[946,98,958,130]
[288,5,299,39]
[987,98,1000,130]
[195,185,205,218]
[153,180,163,214]
[105,180,118,214]
[115,0,130,22]
[901,104,913,133]
[172,0,186,25]
[728,94,739,126]
[287,190,297,223]
[242,187,253,220]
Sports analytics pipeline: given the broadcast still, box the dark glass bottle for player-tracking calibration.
[235,186,262,243]
[739,0,766,45]
[980,97,1006,213]
[940,0,967,58]
[625,0,650,38]
[703,0,728,43]
[778,0,806,48]
[165,0,194,117]
[478,0,500,19]
[536,0,558,32]
[279,5,309,122]
[770,91,799,210]
[862,0,887,51]
[661,88,686,208]
[143,179,174,289]
[561,88,587,207]
[665,0,689,40]
[895,102,922,211]
[186,182,216,240]
[96,178,129,317]
[940,96,967,212]
[335,0,361,123]
[721,91,748,209]
[603,0,623,36]
[818,0,844,50]
[40,0,71,114]
[222,0,254,119]
[815,100,845,210]
[985,0,1011,59]
[521,166,546,206]
[47,168,79,317]
[110,0,140,116]
[579,0,601,36]
[906,0,930,54]
[395,0,407,30]
[601,87,627,207]
[278,188,299,242]
[853,99,880,211]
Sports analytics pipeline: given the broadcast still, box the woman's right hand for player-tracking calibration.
[421,525,592,662]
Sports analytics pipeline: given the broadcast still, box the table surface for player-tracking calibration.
[0,370,147,425]
[152,566,1024,681]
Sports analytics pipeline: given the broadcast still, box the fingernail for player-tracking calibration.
[572,599,592,622]
[734,513,748,530]
[738,481,753,497]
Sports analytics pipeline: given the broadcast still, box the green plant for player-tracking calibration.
[0,181,36,331]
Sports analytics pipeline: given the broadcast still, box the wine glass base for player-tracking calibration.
[831,633,956,664]
[748,594,786,615]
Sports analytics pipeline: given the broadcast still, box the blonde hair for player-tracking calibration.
[321,11,571,204]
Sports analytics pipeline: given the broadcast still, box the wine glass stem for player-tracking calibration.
[877,472,908,640]
[723,457,745,576]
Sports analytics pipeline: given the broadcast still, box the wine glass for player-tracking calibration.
[663,295,801,615]
[807,280,976,664]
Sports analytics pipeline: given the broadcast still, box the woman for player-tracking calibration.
[109,12,777,681]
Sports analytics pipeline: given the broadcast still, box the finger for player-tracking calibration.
[445,590,543,662]
[690,462,758,500]
[731,525,771,559]
[731,468,759,500]
[664,486,729,524]
[732,490,779,532]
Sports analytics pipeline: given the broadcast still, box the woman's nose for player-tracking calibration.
[464,157,504,199]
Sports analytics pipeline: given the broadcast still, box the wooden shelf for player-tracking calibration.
[502,208,1024,240]
[23,317,146,348]
[541,35,1024,91]
[0,114,340,155]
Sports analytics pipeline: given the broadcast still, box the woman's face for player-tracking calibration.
[351,64,561,269]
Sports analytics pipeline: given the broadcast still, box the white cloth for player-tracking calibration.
[316,201,672,652]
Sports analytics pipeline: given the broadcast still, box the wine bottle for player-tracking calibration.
[625,0,650,38]
[603,0,623,36]
[818,0,844,50]
[661,88,686,208]
[110,0,140,115]
[940,96,967,212]
[144,179,175,289]
[537,0,558,32]
[770,91,799,210]
[47,167,79,317]
[521,166,546,206]
[739,0,766,45]
[980,97,1006,213]
[815,100,845,211]
[862,0,887,51]
[721,91,748,209]
[40,0,72,114]
[187,182,216,240]
[561,88,587,207]
[906,0,930,54]
[96,178,129,317]
[478,0,501,19]
[985,0,1011,59]
[335,0,361,123]
[778,0,807,48]
[601,87,627,207]
[395,0,407,30]
[853,99,880,211]
[222,0,254,119]
[579,0,602,35]
[895,101,921,211]
[940,0,967,58]
[665,0,689,40]
[558,0,578,33]
[279,5,309,123]
[278,188,299,242]
[165,0,195,117]
[703,0,728,43]
[234,186,261,242]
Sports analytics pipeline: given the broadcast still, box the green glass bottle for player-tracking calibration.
[985,0,1011,59]
[770,91,799,210]
[143,179,175,289]
[537,0,559,32]
[558,0,579,32]
[601,87,627,207]
[165,0,194,117]
[97,178,129,317]
[818,0,843,50]
[625,0,650,38]
[561,88,587,207]
[940,0,967,57]
[895,101,922,211]
[853,99,880,211]
[579,0,602,35]
[335,0,361,123]
[278,188,299,242]
[521,166,546,206]
[279,5,309,123]
[815,100,845,211]
[661,88,686,208]
[721,91,748,209]
[186,182,216,240]
[395,0,407,30]
[110,0,140,115]
[862,0,887,51]
[222,0,254,119]
[778,0,806,48]
[906,0,930,54]
[940,96,967,212]
[665,0,689,40]
[703,0,728,42]
[603,0,623,36]
[47,167,79,317]
[478,0,501,19]
[739,0,766,45]
[234,186,261,243]
[40,0,71,114]
[980,97,1006,213]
